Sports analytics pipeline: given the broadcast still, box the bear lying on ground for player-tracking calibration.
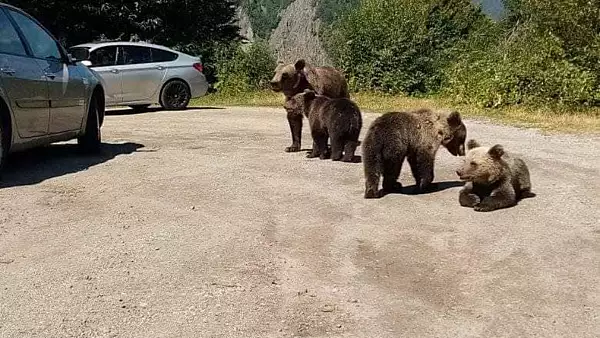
[270,59,349,153]
[456,139,534,212]
[284,89,362,162]
[362,109,467,199]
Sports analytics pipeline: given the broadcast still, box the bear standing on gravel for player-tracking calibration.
[362,109,467,199]
[270,59,349,153]
[456,140,534,212]
[284,89,362,162]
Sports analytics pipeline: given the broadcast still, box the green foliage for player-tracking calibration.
[327,0,487,95]
[445,0,600,107]
[213,40,277,94]
[316,0,360,24]
[243,0,294,39]
[5,0,239,48]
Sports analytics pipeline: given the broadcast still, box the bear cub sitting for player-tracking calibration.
[284,89,362,162]
[362,109,467,198]
[456,139,534,212]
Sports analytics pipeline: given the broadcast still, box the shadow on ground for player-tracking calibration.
[0,142,144,188]
[106,106,224,116]
[379,180,465,197]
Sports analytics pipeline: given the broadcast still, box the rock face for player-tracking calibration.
[268,0,332,66]
[236,6,254,42]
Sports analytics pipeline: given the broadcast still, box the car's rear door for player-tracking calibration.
[119,45,167,103]
[87,46,122,105]
[8,8,85,134]
[0,7,49,138]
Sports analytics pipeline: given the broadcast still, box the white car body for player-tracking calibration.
[69,42,208,110]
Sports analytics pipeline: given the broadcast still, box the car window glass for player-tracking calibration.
[89,46,117,67]
[68,47,89,61]
[120,46,152,65]
[151,48,178,62]
[0,9,26,56]
[8,9,61,60]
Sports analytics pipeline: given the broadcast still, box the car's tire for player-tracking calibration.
[130,104,151,113]
[78,94,102,154]
[0,118,8,174]
[160,79,191,110]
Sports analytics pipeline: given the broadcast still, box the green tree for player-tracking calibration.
[444,0,600,107]
[327,0,487,94]
[5,0,240,50]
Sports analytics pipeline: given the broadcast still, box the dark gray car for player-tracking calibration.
[0,2,105,171]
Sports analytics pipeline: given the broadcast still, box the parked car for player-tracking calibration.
[0,2,105,171]
[68,42,208,112]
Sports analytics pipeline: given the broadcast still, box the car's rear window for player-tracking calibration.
[151,48,178,62]
[69,47,90,61]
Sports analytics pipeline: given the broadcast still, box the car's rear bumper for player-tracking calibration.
[189,73,209,99]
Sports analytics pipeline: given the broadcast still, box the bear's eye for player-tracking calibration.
[470,161,478,167]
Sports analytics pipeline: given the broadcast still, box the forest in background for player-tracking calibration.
[6,0,599,111]
[233,0,600,109]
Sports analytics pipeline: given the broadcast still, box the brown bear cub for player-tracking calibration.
[270,59,349,153]
[284,89,362,162]
[456,140,534,212]
[362,109,467,199]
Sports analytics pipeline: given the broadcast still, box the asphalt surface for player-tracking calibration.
[0,106,598,338]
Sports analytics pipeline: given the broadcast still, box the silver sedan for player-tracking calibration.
[68,42,209,111]
[0,2,105,170]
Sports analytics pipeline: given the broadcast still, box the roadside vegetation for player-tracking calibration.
[7,0,599,132]
[198,0,600,133]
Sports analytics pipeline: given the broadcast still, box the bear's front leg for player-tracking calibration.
[285,112,303,152]
[459,182,480,208]
[474,185,516,212]
[306,140,320,158]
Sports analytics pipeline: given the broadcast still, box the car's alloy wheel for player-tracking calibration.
[160,80,191,110]
[78,95,102,153]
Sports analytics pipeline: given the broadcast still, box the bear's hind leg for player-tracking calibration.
[474,184,516,212]
[342,140,359,162]
[330,133,345,161]
[408,153,435,194]
[382,157,404,194]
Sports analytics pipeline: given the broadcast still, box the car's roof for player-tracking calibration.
[71,41,180,53]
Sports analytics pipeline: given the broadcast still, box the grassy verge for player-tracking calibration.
[192,91,600,134]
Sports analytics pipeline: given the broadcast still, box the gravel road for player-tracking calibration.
[0,106,598,338]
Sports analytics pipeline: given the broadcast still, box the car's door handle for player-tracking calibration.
[156,66,165,70]
[44,73,56,79]
[0,68,16,75]
[110,69,119,74]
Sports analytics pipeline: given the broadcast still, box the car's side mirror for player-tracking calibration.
[66,53,76,64]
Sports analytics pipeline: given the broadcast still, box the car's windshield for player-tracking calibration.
[68,47,89,61]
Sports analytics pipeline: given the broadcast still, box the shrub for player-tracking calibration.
[444,11,600,107]
[326,0,487,95]
[213,39,277,95]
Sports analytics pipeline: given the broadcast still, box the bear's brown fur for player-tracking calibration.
[284,90,362,162]
[362,108,467,198]
[456,139,534,212]
[270,59,349,152]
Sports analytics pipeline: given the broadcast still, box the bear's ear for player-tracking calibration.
[488,144,504,159]
[467,139,480,150]
[303,90,316,101]
[295,59,307,72]
[446,110,462,127]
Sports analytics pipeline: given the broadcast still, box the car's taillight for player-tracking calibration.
[193,63,203,73]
